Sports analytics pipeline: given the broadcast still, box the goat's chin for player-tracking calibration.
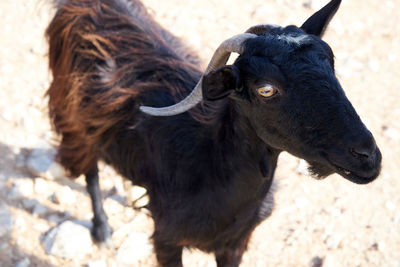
[306,161,334,179]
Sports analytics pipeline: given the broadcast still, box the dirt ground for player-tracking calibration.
[0,0,399,266]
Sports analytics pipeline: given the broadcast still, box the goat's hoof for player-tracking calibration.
[99,237,114,249]
[92,223,114,248]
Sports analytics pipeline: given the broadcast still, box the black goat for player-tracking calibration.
[46,0,381,266]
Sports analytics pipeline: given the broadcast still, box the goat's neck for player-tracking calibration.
[199,101,281,180]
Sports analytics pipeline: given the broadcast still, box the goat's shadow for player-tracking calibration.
[0,141,134,265]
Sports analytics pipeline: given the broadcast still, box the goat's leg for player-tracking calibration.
[153,233,183,267]
[214,233,252,267]
[85,165,113,246]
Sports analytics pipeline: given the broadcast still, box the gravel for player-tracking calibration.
[0,0,399,266]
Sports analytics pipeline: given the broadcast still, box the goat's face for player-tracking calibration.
[202,1,381,184]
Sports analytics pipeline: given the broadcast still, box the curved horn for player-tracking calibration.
[139,33,257,116]
[246,24,279,35]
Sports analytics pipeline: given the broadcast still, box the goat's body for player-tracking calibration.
[47,0,381,265]
[47,0,201,176]
[47,0,276,262]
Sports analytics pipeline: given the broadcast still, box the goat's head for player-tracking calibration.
[140,0,381,184]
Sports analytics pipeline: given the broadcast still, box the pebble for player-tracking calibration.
[86,260,107,267]
[15,257,30,267]
[325,233,343,249]
[310,256,324,267]
[0,202,13,237]
[303,0,327,10]
[0,108,13,121]
[104,198,124,216]
[21,198,38,210]
[382,126,400,141]
[56,186,76,205]
[116,232,153,265]
[127,185,149,207]
[385,201,396,211]
[47,211,72,224]
[34,178,48,195]
[8,178,34,199]
[32,202,48,216]
[41,220,93,259]
[26,148,54,175]
[296,159,309,176]
[25,148,66,180]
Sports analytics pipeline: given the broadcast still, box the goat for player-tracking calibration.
[46,0,382,266]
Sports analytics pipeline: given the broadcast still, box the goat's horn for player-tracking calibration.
[139,33,257,116]
[246,24,279,35]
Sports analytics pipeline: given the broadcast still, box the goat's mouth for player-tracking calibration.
[307,148,382,184]
[327,147,382,184]
[330,162,380,184]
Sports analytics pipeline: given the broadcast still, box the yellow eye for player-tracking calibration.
[257,85,277,98]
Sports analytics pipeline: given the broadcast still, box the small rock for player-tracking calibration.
[127,186,149,208]
[385,201,396,211]
[56,186,76,205]
[41,220,93,259]
[32,203,48,216]
[25,148,66,180]
[8,178,34,199]
[325,233,343,249]
[34,178,48,195]
[104,198,124,216]
[108,193,127,206]
[47,212,72,224]
[382,126,400,141]
[33,221,51,232]
[116,232,153,265]
[310,256,324,267]
[303,0,327,10]
[14,215,26,230]
[296,159,309,176]
[0,109,13,121]
[47,162,68,180]
[15,257,30,267]
[86,260,107,267]
[0,203,13,237]
[131,186,147,200]
[25,148,55,175]
[21,198,38,210]
[49,193,60,204]
[370,242,379,251]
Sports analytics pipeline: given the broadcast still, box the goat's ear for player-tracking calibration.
[202,65,242,101]
[301,0,341,37]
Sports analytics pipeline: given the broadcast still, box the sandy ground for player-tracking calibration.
[0,0,399,266]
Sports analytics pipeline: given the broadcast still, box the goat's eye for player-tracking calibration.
[257,85,277,98]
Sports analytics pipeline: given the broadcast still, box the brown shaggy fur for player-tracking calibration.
[46,0,202,177]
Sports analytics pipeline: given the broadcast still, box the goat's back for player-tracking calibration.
[46,0,201,177]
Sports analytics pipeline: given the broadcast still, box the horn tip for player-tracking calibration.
[139,105,157,115]
[139,105,179,116]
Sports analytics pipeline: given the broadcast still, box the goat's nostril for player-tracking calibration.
[351,142,376,158]
[351,148,371,158]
